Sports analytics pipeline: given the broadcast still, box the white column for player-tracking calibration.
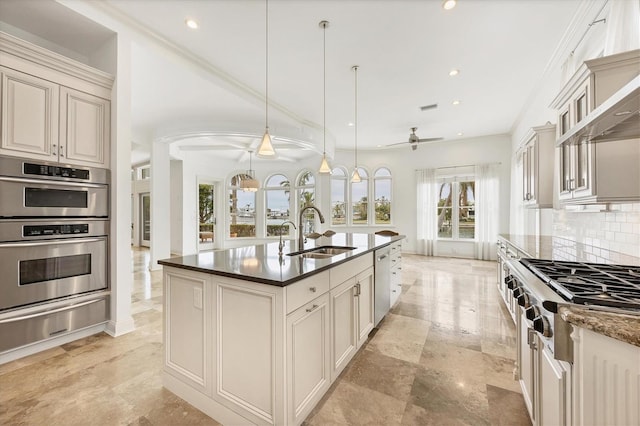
[150,141,171,270]
[107,34,135,336]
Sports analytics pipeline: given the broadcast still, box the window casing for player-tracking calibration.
[330,167,347,226]
[374,167,392,225]
[228,173,256,238]
[437,180,475,240]
[265,174,291,237]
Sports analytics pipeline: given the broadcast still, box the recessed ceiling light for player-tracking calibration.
[449,69,460,76]
[185,19,199,29]
[377,144,382,148]
[452,100,461,105]
[348,122,355,127]
[442,0,457,10]
[457,132,464,136]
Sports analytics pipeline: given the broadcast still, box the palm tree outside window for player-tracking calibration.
[228,173,256,238]
[374,167,392,225]
[351,167,368,225]
[265,174,291,236]
[295,171,316,235]
[330,167,347,225]
[437,180,475,239]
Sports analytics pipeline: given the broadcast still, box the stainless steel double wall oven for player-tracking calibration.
[0,155,110,353]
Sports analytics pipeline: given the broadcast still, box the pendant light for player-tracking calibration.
[351,65,361,183]
[257,0,276,157]
[240,151,260,192]
[318,20,332,174]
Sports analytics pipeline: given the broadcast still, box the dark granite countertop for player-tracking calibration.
[158,233,405,287]
[498,234,640,266]
[559,305,640,348]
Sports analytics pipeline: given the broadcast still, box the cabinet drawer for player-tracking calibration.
[286,271,330,314]
[329,254,373,288]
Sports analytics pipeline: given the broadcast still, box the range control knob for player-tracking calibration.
[525,305,540,321]
[517,292,531,308]
[504,276,517,290]
[512,287,525,299]
[533,316,553,338]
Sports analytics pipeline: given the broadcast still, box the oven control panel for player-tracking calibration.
[23,163,90,180]
[23,224,89,237]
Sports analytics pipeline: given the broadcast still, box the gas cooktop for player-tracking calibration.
[520,258,640,310]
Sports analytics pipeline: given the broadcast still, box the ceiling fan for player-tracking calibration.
[388,127,443,150]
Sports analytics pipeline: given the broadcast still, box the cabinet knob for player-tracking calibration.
[59,145,65,157]
[309,286,316,293]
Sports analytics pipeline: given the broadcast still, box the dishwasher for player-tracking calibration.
[374,246,391,326]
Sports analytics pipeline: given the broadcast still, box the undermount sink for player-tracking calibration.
[287,245,357,258]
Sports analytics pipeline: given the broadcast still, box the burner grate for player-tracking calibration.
[520,258,640,310]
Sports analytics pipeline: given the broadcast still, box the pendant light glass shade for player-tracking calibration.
[258,0,276,158]
[318,20,332,174]
[319,154,332,174]
[241,151,260,192]
[258,128,275,156]
[351,168,361,183]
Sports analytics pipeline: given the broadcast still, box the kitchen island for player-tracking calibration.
[158,233,404,426]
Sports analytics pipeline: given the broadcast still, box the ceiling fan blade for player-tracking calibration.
[416,137,444,143]
[386,141,411,146]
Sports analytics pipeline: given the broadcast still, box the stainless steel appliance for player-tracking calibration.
[374,246,391,326]
[0,155,109,218]
[0,156,110,354]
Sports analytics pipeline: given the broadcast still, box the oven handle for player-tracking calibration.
[0,237,105,248]
[0,298,104,323]
[0,176,107,189]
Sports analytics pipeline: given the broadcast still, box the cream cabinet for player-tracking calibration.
[162,252,375,426]
[390,241,403,307]
[0,66,59,162]
[286,293,331,425]
[519,123,556,208]
[0,32,112,168]
[571,327,640,426]
[552,49,640,205]
[59,87,110,167]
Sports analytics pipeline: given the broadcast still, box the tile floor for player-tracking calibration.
[0,248,531,425]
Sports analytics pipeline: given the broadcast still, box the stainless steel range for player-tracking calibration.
[0,155,110,354]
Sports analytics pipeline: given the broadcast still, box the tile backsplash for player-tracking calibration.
[552,203,640,259]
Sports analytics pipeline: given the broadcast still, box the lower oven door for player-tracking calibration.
[0,236,107,311]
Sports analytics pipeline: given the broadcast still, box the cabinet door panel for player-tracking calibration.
[60,87,109,167]
[330,278,357,381]
[287,294,330,425]
[538,344,567,426]
[356,267,374,347]
[1,67,59,160]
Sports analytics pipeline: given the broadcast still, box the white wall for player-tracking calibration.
[165,133,511,256]
[170,160,184,254]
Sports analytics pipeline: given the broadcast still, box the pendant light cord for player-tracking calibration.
[322,21,326,156]
[265,0,269,128]
[354,65,358,168]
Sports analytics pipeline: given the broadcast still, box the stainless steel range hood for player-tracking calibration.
[556,75,640,146]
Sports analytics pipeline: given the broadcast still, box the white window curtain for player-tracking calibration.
[416,169,437,256]
[475,163,500,260]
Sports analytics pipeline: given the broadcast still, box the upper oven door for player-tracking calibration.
[0,236,108,311]
[0,177,108,218]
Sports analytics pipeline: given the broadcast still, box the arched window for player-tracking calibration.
[374,167,392,224]
[296,170,317,235]
[351,167,368,225]
[330,167,347,226]
[265,174,291,237]
[228,173,256,238]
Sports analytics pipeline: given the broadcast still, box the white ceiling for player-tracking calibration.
[0,0,586,163]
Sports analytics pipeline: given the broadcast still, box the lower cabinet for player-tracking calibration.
[390,241,403,307]
[163,254,375,426]
[286,293,331,425]
[572,327,640,426]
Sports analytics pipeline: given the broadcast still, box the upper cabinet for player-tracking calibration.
[551,49,640,205]
[519,123,556,208]
[0,32,113,169]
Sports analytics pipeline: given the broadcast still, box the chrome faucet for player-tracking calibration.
[298,205,325,249]
[278,220,297,256]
